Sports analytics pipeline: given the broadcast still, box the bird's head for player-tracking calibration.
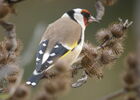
[62,8,98,28]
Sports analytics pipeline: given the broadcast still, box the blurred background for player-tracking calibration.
[0,0,138,100]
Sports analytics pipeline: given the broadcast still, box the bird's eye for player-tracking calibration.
[81,9,91,19]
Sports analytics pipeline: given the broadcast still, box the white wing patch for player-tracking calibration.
[42,52,49,64]
[62,44,72,50]
[47,60,53,64]
[39,50,43,54]
[36,57,40,61]
[33,70,41,75]
[50,53,56,56]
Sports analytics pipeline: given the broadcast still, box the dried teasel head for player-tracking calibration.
[96,29,112,43]
[7,73,18,83]
[109,23,126,38]
[101,0,118,6]
[81,43,103,78]
[0,0,24,20]
[125,95,138,100]
[0,39,21,65]
[43,62,72,96]
[8,85,30,100]
[99,49,116,65]
[126,53,138,69]
[123,54,139,90]
[0,3,11,20]
[0,64,19,79]
[107,42,124,55]
[35,91,53,100]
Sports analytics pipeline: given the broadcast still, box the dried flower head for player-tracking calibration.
[42,62,72,98]
[96,29,111,43]
[81,43,103,78]
[101,0,118,6]
[125,95,137,100]
[35,91,53,100]
[100,49,116,65]
[7,73,18,83]
[14,85,29,98]
[7,85,30,100]
[0,3,11,19]
[123,53,140,90]
[109,23,126,38]
[0,38,21,65]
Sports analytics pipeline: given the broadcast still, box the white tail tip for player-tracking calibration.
[26,81,31,85]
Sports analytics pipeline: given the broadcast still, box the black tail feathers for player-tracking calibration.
[26,73,44,86]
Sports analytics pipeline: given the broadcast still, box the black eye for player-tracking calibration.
[81,12,90,19]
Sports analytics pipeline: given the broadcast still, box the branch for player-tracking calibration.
[97,89,127,100]
[72,71,88,88]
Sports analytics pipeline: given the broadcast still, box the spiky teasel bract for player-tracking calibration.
[80,42,103,78]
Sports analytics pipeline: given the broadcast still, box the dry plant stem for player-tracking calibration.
[97,88,127,100]
[72,71,88,88]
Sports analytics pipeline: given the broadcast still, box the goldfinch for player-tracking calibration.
[26,8,97,86]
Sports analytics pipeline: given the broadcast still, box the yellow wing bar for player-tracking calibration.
[61,41,78,58]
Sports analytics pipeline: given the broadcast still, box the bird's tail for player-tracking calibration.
[26,73,44,86]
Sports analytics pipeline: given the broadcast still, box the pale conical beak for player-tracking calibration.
[88,16,99,23]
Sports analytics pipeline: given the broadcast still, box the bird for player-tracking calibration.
[26,8,98,86]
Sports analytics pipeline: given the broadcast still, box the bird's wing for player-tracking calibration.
[34,40,78,74]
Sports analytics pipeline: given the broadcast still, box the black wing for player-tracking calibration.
[35,41,69,73]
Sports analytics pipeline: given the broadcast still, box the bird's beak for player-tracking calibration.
[88,16,99,23]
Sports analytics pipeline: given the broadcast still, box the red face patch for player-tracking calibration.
[81,9,91,26]
[82,9,91,15]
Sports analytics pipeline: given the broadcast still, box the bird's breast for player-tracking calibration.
[58,30,85,66]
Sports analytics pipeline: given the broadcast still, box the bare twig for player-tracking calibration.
[72,71,88,88]
[97,89,127,100]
